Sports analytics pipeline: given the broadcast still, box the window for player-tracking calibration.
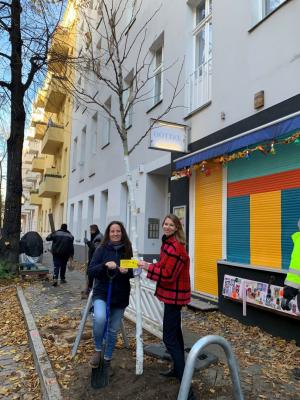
[153,47,163,105]
[188,0,212,112]
[124,74,133,128]
[88,195,94,226]
[72,137,78,171]
[100,190,108,229]
[100,97,111,148]
[89,113,97,176]
[79,127,86,181]
[69,203,74,234]
[262,0,286,17]
[76,200,83,241]
[252,0,288,25]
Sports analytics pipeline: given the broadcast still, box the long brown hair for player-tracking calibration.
[102,221,133,258]
[163,214,186,245]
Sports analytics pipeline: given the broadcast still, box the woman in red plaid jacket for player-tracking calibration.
[138,214,193,394]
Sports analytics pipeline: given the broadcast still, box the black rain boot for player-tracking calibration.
[98,359,111,388]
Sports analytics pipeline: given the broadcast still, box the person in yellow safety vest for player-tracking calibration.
[281,219,300,312]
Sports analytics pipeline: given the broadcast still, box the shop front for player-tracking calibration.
[172,110,300,342]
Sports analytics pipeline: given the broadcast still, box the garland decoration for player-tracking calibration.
[171,130,300,181]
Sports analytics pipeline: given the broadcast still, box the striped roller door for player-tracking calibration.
[281,188,300,269]
[250,191,281,269]
[194,166,222,297]
[227,196,250,264]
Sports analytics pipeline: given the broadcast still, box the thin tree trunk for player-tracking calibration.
[123,150,143,375]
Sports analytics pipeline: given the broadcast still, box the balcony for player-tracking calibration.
[28,140,40,155]
[41,126,65,155]
[38,169,62,198]
[34,122,47,140]
[30,191,42,206]
[44,75,67,113]
[32,157,45,173]
[35,89,47,108]
[186,58,212,114]
[24,172,39,183]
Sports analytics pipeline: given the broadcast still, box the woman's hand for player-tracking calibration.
[105,261,117,270]
[119,268,128,274]
[137,260,149,271]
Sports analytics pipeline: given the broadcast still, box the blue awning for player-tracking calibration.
[175,114,300,170]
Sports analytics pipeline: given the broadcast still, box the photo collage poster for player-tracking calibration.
[222,274,300,317]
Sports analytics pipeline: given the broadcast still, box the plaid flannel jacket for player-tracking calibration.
[147,235,191,305]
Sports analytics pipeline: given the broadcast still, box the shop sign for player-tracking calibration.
[223,274,300,317]
[149,121,188,153]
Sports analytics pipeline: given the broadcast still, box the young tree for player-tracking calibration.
[0,0,65,264]
[70,0,184,374]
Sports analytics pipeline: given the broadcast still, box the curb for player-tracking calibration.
[17,286,63,400]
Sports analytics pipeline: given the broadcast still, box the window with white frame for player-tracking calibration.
[88,113,97,176]
[72,137,78,171]
[126,0,137,27]
[100,97,111,148]
[252,0,288,24]
[188,0,212,112]
[79,127,86,181]
[153,47,163,105]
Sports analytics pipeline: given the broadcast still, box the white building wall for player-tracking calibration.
[68,0,190,260]
[189,0,300,142]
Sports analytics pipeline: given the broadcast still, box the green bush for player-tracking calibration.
[0,261,13,279]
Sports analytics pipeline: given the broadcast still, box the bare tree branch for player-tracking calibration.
[0,80,11,90]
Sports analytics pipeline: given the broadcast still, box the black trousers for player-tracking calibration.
[163,303,185,381]
[53,255,68,280]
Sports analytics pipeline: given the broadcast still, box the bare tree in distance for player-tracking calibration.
[0,0,66,265]
[68,0,185,374]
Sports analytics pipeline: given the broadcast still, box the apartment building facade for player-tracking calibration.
[171,0,300,341]
[68,0,191,260]
[25,2,77,237]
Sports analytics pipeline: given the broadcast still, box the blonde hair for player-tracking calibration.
[163,214,186,244]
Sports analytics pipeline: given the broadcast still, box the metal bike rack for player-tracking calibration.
[177,335,244,400]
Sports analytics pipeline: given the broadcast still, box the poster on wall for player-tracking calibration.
[173,206,186,237]
[222,274,300,317]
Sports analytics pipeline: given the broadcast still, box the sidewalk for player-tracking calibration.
[21,266,300,400]
[0,284,40,400]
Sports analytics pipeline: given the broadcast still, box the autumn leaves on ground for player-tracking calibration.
[1,275,300,400]
[0,283,40,400]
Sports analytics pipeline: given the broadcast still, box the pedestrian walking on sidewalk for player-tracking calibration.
[88,221,133,380]
[138,214,196,400]
[82,224,103,297]
[46,224,74,287]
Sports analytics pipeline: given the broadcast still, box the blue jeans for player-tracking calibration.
[93,299,125,360]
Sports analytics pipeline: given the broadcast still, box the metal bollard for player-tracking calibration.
[177,335,244,400]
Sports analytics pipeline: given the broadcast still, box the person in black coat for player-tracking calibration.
[88,221,133,372]
[46,224,74,286]
[82,224,103,296]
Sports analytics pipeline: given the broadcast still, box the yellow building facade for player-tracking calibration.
[28,2,77,235]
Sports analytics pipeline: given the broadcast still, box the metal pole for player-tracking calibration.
[71,288,94,358]
[177,335,244,400]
